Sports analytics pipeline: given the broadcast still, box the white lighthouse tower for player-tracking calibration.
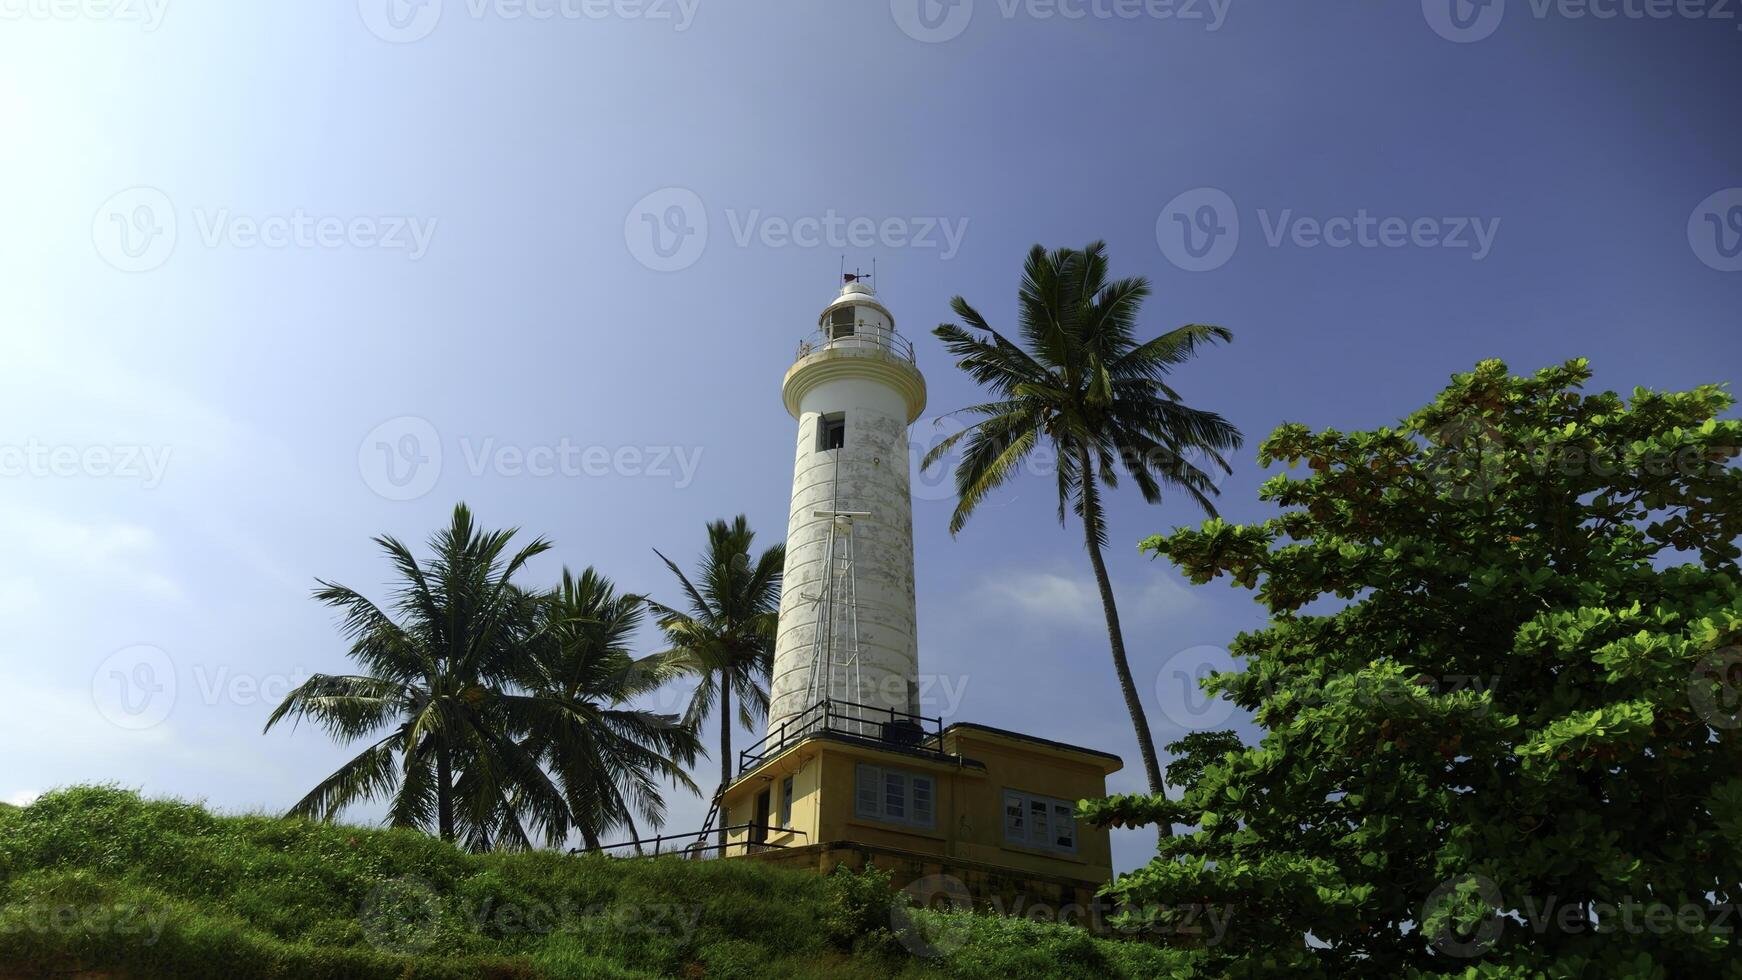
[706,276,1122,905]
[768,277,927,739]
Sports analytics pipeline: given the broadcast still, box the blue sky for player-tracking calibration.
[1,1,1738,874]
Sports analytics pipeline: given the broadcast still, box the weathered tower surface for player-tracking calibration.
[768,279,927,738]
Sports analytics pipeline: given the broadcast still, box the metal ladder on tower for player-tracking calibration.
[804,506,869,736]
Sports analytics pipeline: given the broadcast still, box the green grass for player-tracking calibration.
[0,787,1197,979]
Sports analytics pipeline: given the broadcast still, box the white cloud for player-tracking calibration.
[0,509,184,602]
[974,570,1100,626]
[0,574,45,616]
[6,790,39,807]
[0,330,244,459]
[0,677,176,757]
[968,566,1197,631]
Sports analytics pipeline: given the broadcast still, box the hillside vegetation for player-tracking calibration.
[0,787,1194,979]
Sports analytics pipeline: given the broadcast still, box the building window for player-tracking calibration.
[854,764,934,829]
[1003,790,1077,854]
[830,305,856,339]
[818,413,845,451]
[780,776,795,829]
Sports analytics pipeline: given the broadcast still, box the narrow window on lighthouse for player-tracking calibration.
[819,413,846,451]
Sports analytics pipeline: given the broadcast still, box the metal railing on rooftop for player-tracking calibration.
[738,697,946,776]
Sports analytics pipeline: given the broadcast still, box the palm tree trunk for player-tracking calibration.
[717,670,731,853]
[1077,445,1172,840]
[580,826,601,851]
[625,813,645,856]
[436,742,455,843]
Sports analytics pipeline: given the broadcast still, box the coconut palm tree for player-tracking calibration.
[519,566,702,850]
[264,504,571,851]
[922,242,1243,827]
[649,516,784,851]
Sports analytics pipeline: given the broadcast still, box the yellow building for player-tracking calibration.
[717,704,1123,909]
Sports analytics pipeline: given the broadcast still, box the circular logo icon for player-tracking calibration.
[93,187,177,273]
[1688,188,1742,273]
[1689,647,1742,730]
[1154,645,1238,730]
[1422,0,1505,43]
[892,874,974,958]
[92,644,176,730]
[359,416,442,501]
[1156,188,1239,272]
[624,187,708,272]
[1421,874,1504,958]
[908,415,971,503]
[890,0,974,43]
[359,875,443,953]
[1420,412,1509,501]
[359,0,442,43]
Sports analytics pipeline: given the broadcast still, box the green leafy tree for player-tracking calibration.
[1085,360,1742,976]
[519,567,702,850]
[650,516,785,850]
[265,504,571,851]
[923,242,1243,813]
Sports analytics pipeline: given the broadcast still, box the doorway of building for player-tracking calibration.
[750,789,771,847]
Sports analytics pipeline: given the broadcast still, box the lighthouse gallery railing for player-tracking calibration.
[794,329,917,365]
[737,697,945,776]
